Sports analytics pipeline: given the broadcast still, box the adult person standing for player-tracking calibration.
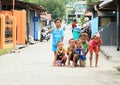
[48,18,65,66]
[82,17,92,41]
[72,19,77,32]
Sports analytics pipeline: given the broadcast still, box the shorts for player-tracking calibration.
[79,60,86,67]
[88,45,98,52]
[52,44,57,52]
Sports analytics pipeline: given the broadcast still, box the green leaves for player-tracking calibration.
[24,0,66,19]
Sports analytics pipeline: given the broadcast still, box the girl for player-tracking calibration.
[88,35,101,67]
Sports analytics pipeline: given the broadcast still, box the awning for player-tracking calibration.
[99,0,113,9]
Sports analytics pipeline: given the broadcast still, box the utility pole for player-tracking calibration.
[12,0,15,16]
[0,0,1,10]
[116,0,120,51]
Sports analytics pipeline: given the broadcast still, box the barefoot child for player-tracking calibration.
[48,18,64,66]
[55,41,67,66]
[74,40,86,67]
[66,38,75,66]
[80,33,88,67]
[88,35,101,67]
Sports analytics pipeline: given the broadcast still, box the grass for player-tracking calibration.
[0,48,12,56]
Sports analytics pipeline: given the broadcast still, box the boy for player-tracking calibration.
[80,33,88,67]
[74,40,86,67]
[48,18,64,66]
[66,38,75,66]
[55,41,67,66]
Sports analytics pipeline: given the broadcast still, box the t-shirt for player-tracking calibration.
[72,22,77,29]
[89,40,98,48]
[51,27,64,45]
[98,38,102,46]
[82,42,88,52]
[74,48,86,60]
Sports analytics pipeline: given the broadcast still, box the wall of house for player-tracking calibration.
[0,10,26,45]
[29,10,35,39]
[14,10,26,45]
[100,22,117,46]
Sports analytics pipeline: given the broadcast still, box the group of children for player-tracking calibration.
[53,32,102,67]
[51,18,102,67]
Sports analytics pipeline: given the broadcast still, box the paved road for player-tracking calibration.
[0,25,120,85]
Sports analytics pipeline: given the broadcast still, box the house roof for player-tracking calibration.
[99,0,116,11]
[1,0,46,12]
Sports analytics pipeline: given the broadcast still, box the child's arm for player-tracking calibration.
[47,29,54,34]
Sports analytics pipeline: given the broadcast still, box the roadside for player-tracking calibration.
[101,46,120,71]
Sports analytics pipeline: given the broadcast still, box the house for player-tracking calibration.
[87,0,120,50]
[0,0,46,49]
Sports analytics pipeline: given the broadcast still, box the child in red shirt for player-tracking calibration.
[88,33,102,67]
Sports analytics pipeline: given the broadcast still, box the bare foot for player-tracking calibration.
[53,62,57,66]
[90,65,93,68]
[95,65,99,67]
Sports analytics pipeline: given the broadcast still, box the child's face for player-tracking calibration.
[55,20,61,28]
[69,40,75,47]
[81,33,88,42]
[81,36,88,42]
[76,40,82,48]
[93,36,99,43]
[57,42,63,50]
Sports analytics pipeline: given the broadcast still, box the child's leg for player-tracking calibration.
[61,56,67,66]
[68,51,72,65]
[52,45,57,66]
[88,46,93,67]
[53,51,57,66]
[89,51,93,67]
[73,54,78,67]
[95,52,99,67]
[94,46,99,67]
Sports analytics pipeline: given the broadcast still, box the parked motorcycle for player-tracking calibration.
[40,27,51,42]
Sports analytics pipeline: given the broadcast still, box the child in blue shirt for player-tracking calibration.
[74,40,86,67]
[48,18,64,66]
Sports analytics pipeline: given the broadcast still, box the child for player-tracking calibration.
[80,33,88,67]
[73,25,81,40]
[48,18,65,66]
[88,35,101,67]
[55,41,67,66]
[74,40,86,67]
[94,33,102,51]
[66,38,75,66]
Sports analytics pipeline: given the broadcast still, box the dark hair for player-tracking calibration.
[69,38,75,43]
[81,33,88,37]
[75,39,81,44]
[57,41,62,46]
[73,19,76,22]
[54,18,62,23]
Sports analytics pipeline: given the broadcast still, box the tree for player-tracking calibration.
[23,0,66,20]
[39,0,66,19]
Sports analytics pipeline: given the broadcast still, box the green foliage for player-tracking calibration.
[23,0,66,19]
[79,16,85,26]
[0,48,12,56]
[86,0,99,3]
